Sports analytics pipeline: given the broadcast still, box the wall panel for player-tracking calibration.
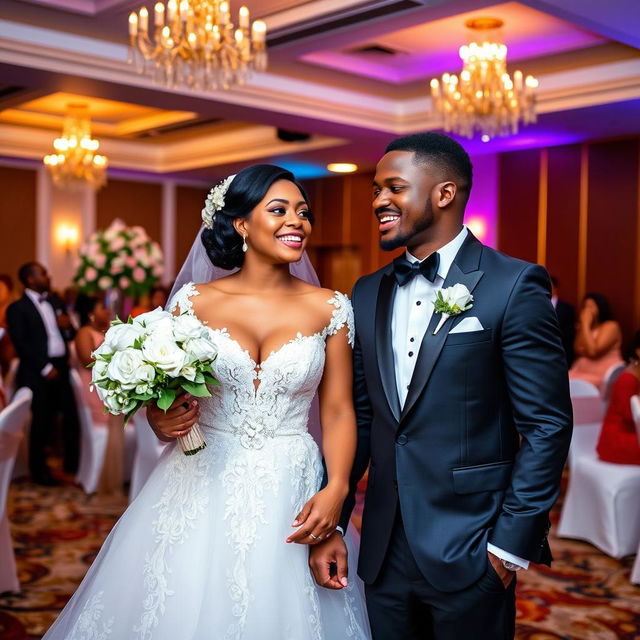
[96,179,162,243]
[585,139,639,340]
[175,185,208,272]
[498,149,540,264]
[546,145,581,307]
[0,166,37,280]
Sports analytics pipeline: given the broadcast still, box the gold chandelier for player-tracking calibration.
[429,18,539,138]
[43,103,108,190]
[128,1,268,91]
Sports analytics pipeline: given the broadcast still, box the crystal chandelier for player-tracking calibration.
[429,18,539,138]
[128,1,268,91]
[43,103,108,190]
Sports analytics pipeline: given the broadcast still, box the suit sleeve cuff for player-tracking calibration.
[41,363,53,377]
[487,542,530,569]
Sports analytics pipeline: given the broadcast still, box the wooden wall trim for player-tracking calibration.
[578,144,589,302]
[537,149,548,267]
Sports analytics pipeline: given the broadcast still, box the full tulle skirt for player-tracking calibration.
[43,428,370,640]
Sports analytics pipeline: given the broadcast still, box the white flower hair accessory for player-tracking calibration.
[201,174,236,229]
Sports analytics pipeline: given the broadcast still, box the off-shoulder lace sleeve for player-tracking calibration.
[168,282,199,315]
[324,291,355,347]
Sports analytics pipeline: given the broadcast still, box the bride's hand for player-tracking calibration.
[286,484,347,545]
[146,393,199,442]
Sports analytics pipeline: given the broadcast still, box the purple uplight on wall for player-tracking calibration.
[465,153,498,248]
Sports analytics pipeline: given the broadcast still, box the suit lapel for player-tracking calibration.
[400,235,485,421]
[375,270,402,422]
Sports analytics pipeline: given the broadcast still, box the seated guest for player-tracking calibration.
[570,293,623,389]
[74,293,125,497]
[130,285,168,317]
[550,276,575,367]
[597,331,640,465]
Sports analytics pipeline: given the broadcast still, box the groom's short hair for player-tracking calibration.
[385,133,473,196]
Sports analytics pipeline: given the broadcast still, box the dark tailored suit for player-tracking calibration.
[554,299,575,367]
[6,294,79,479]
[339,233,573,638]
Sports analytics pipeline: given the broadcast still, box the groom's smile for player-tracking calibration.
[373,150,436,253]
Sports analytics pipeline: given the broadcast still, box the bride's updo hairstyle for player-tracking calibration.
[201,164,313,270]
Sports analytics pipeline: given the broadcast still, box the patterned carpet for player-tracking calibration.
[0,475,639,639]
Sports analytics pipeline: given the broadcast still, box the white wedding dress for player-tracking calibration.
[44,283,371,640]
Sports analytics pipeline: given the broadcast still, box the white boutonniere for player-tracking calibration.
[433,284,474,335]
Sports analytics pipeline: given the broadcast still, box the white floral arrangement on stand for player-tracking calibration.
[91,308,218,455]
[74,219,164,298]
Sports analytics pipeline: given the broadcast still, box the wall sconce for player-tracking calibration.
[56,222,80,253]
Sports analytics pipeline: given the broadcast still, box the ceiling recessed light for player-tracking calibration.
[481,135,491,143]
[327,163,358,173]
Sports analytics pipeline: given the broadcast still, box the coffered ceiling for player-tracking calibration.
[0,0,639,181]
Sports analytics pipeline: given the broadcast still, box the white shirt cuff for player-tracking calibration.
[335,526,345,536]
[41,363,53,377]
[487,543,529,570]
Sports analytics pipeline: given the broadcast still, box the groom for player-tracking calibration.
[310,133,572,639]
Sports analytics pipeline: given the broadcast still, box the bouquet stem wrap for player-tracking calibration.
[178,423,207,456]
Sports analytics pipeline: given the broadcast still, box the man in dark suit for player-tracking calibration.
[550,276,575,367]
[310,133,572,639]
[6,262,79,484]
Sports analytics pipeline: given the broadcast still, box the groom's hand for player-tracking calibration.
[488,551,515,588]
[309,533,349,590]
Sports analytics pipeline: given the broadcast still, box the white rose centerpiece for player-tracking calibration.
[90,308,219,455]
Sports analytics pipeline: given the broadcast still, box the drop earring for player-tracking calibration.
[242,236,248,252]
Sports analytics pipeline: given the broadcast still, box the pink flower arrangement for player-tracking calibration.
[73,218,163,298]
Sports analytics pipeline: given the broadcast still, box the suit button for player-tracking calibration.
[396,434,408,445]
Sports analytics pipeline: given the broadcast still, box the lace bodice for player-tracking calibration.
[169,283,354,450]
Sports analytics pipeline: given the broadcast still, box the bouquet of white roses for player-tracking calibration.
[90,307,218,455]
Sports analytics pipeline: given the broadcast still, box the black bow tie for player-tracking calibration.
[392,253,440,287]
[38,294,48,303]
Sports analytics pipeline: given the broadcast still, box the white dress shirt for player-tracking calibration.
[25,289,66,376]
[389,226,529,570]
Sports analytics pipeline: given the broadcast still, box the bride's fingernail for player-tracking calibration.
[292,520,299,526]
[340,577,348,587]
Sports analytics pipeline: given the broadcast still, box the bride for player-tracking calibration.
[43,164,371,639]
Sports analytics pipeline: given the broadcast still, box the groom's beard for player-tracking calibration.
[379,196,433,252]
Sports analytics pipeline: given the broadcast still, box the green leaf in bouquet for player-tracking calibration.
[203,374,219,386]
[167,378,182,389]
[157,387,176,412]
[133,337,143,350]
[123,403,141,426]
[131,392,154,402]
[180,381,211,397]
[194,372,205,384]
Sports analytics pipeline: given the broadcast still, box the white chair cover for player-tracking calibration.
[4,358,19,401]
[0,387,33,592]
[70,369,109,494]
[631,395,640,445]
[128,411,167,502]
[631,396,640,583]
[558,389,640,558]
[567,379,604,466]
